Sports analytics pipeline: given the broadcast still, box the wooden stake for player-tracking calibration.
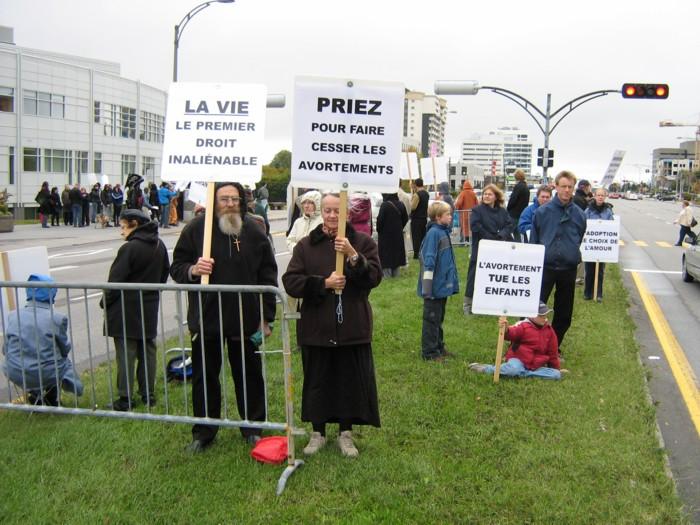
[593,261,600,301]
[201,182,216,286]
[406,152,413,183]
[334,190,348,295]
[493,316,507,383]
[431,155,438,200]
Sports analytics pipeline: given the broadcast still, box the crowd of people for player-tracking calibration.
[10,172,697,462]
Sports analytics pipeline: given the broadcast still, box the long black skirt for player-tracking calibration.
[301,343,380,427]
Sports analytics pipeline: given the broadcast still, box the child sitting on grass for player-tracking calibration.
[417,201,459,361]
[469,301,562,379]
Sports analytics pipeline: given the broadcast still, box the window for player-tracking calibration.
[94,152,102,174]
[76,151,88,175]
[45,149,69,173]
[95,101,137,139]
[121,154,136,180]
[0,87,13,112]
[120,106,136,138]
[140,111,165,143]
[8,146,14,184]
[23,147,40,172]
[142,156,155,178]
[23,90,65,118]
[94,101,100,123]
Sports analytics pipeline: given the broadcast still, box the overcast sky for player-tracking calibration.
[4,0,699,182]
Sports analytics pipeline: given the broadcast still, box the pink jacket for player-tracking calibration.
[504,319,560,370]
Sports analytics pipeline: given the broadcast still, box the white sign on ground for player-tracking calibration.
[472,240,545,317]
[291,76,404,193]
[400,151,419,181]
[161,82,267,185]
[419,156,448,187]
[581,217,620,263]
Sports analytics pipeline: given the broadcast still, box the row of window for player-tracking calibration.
[22,148,99,174]
[0,87,165,144]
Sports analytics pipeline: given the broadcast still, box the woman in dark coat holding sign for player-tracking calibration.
[282,193,382,459]
[463,184,514,315]
[376,192,408,278]
[583,188,614,302]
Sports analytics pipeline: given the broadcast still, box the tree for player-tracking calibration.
[270,149,291,170]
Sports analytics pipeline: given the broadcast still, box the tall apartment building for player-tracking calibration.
[403,90,447,157]
[460,128,533,186]
[0,26,166,216]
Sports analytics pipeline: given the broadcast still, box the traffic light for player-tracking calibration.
[621,83,669,99]
[537,148,554,167]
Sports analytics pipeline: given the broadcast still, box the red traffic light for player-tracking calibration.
[621,83,669,99]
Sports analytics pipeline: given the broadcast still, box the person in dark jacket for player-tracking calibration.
[584,188,614,302]
[89,183,102,224]
[573,179,591,211]
[101,209,169,411]
[100,184,113,226]
[506,169,530,242]
[530,171,587,349]
[282,193,382,458]
[464,184,514,315]
[376,192,408,278]
[170,182,278,453]
[49,186,61,226]
[68,183,82,228]
[111,184,124,221]
[410,178,430,259]
[80,187,90,227]
[34,181,51,228]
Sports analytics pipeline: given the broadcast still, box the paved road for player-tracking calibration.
[611,197,700,522]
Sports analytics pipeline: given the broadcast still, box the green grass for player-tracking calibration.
[0,249,686,524]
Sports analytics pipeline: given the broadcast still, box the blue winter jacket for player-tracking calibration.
[530,194,587,270]
[158,187,177,206]
[518,195,539,234]
[584,202,614,221]
[417,221,459,298]
[2,275,83,395]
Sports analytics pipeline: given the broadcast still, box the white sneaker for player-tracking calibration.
[338,430,359,458]
[303,431,326,455]
[469,362,487,373]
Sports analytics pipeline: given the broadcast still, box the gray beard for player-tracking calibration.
[218,212,242,236]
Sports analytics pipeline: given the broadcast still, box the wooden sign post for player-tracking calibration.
[493,316,507,383]
[593,261,600,302]
[334,190,349,293]
[200,182,216,285]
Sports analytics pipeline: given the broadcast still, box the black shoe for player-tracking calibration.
[26,392,40,405]
[245,434,262,446]
[110,397,134,411]
[185,439,210,454]
[674,243,682,246]
[42,386,59,406]
[141,395,156,407]
[583,295,592,301]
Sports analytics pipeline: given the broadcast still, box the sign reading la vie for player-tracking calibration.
[161,82,267,185]
[292,76,404,193]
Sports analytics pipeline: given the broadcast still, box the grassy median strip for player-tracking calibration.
[0,248,686,523]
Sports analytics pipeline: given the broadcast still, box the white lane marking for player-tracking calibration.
[623,269,682,274]
[69,292,103,303]
[50,266,79,272]
[49,248,112,260]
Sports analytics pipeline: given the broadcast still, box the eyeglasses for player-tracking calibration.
[217,197,241,204]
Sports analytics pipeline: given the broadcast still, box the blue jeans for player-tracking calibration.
[89,202,97,223]
[160,203,170,228]
[421,297,446,359]
[483,357,561,380]
[71,204,82,227]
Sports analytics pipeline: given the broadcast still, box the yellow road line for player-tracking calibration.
[634,240,648,247]
[656,241,673,248]
[631,271,700,437]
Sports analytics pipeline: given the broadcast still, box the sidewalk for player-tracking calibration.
[0,209,289,252]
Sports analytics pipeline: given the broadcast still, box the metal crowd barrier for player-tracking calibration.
[0,280,303,495]
[452,208,472,247]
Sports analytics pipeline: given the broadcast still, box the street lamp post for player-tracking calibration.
[173,0,235,83]
[435,80,621,182]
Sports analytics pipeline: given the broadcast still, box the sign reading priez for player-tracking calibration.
[292,76,404,193]
[161,82,267,185]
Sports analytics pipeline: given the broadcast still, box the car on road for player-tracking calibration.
[682,245,700,283]
[656,192,677,201]
[624,192,639,200]
[609,192,621,199]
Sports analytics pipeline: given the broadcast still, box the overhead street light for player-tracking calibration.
[435,80,668,181]
[173,0,235,83]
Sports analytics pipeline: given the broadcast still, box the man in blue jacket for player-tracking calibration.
[529,171,586,350]
[518,185,552,243]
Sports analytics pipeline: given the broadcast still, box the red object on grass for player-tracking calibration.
[250,436,288,464]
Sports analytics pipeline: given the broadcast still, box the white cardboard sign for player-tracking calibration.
[419,156,448,187]
[400,152,419,180]
[472,240,545,317]
[291,76,404,193]
[580,217,620,263]
[160,82,267,185]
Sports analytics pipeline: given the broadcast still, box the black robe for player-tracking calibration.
[377,196,408,270]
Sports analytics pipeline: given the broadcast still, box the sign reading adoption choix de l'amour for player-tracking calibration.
[580,217,620,263]
[160,82,267,185]
[291,76,404,193]
[472,240,545,317]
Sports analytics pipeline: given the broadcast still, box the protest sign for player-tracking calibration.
[472,240,545,317]
[160,82,267,186]
[291,76,404,193]
[581,217,620,263]
[400,152,419,181]
[419,156,448,186]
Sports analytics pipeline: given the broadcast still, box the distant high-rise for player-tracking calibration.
[403,90,447,157]
[460,128,533,184]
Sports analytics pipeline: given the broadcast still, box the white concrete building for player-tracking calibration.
[0,27,166,217]
[403,90,447,157]
[460,127,533,187]
[448,160,485,191]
